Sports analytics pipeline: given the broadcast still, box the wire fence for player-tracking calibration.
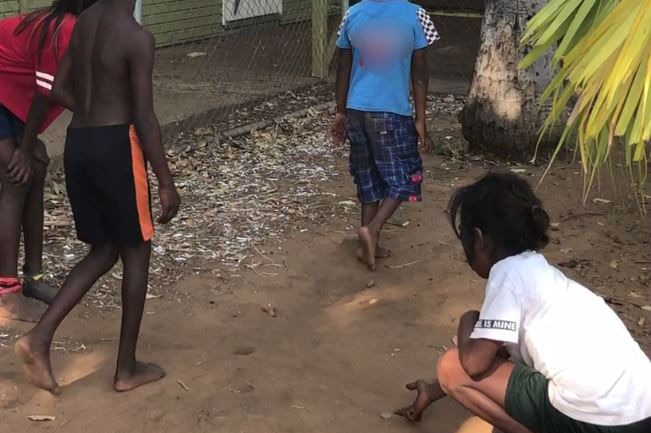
[0,0,484,153]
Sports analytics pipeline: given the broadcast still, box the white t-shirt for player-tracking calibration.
[470,251,651,426]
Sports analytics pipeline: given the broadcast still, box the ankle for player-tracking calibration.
[22,266,44,278]
[23,331,51,347]
[367,223,381,236]
[116,361,137,377]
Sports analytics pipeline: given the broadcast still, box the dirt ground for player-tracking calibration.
[1,103,649,432]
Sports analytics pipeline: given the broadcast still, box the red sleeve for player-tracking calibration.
[34,15,76,96]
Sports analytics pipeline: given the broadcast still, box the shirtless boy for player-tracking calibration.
[16,0,180,393]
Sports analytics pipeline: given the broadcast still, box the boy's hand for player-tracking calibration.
[7,148,33,186]
[331,112,346,146]
[157,184,180,224]
[415,119,431,154]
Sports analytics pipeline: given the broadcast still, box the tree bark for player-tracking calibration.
[459,0,559,161]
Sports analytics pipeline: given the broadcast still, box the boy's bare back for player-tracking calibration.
[68,0,154,127]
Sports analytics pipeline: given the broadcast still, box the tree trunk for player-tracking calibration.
[459,0,559,161]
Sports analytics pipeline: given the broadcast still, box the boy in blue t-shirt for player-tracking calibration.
[333,0,439,270]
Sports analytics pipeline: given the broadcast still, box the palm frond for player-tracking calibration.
[520,0,651,202]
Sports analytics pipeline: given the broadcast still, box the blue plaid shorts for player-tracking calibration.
[346,109,423,203]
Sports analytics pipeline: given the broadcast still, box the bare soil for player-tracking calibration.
[1,111,649,433]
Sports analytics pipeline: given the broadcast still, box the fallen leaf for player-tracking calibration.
[592,198,612,204]
[368,298,378,305]
[609,260,619,270]
[641,305,651,312]
[28,415,56,422]
[638,317,646,327]
[177,379,190,391]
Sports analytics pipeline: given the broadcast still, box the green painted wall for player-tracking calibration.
[143,0,223,47]
[0,0,20,17]
[282,0,340,24]
[1,0,342,46]
[1,0,51,17]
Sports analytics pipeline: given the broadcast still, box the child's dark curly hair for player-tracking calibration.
[448,173,550,258]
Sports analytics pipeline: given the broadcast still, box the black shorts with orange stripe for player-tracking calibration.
[64,124,154,246]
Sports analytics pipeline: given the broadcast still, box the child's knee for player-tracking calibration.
[437,348,465,394]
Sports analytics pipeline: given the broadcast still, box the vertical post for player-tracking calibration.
[341,0,349,16]
[312,0,328,78]
[134,0,143,24]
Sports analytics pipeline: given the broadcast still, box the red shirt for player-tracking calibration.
[0,13,75,133]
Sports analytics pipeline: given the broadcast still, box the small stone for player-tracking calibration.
[380,412,392,420]
[609,260,619,270]
[367,279,376,288]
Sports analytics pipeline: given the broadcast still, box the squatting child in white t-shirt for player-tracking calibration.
[394,173,651,433]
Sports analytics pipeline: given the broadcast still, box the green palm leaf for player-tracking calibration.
[520,0,651,203]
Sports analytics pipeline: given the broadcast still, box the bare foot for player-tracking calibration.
[22,276,58,305]
[375,245,391,258]
[358,226,377,270]
[114,361,165,392]
[394,380,442,422]
[15,334,60,394]
[356,243,391,263]
[0,293,46,322]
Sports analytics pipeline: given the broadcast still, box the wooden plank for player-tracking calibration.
[144,5,218,26]
[143,0,217,16]
[147,14,220,35]
[154,24,222,47]
[282,0,338,24]
[0,0,20,15]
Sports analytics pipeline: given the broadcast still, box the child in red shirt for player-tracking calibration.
[0,0,97,322]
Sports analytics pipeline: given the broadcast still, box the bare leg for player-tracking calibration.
[356,202,391,263]
[437,349,534,433]
[113,241,165,392]
[22,158,46,274]
[0,137,44,321]
[21,155,57,304]
[359,197,401,270]
[15,244,119,393]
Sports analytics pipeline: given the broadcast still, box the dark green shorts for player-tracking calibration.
[505,364,651,433]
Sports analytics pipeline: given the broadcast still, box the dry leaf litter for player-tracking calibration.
[38,106,349,311]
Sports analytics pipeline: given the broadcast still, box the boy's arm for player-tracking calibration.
[6,94,50,185]
[411,48,430,153]
[128,29,180,224]
[332,48,352,145]
[51,49,76,112]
